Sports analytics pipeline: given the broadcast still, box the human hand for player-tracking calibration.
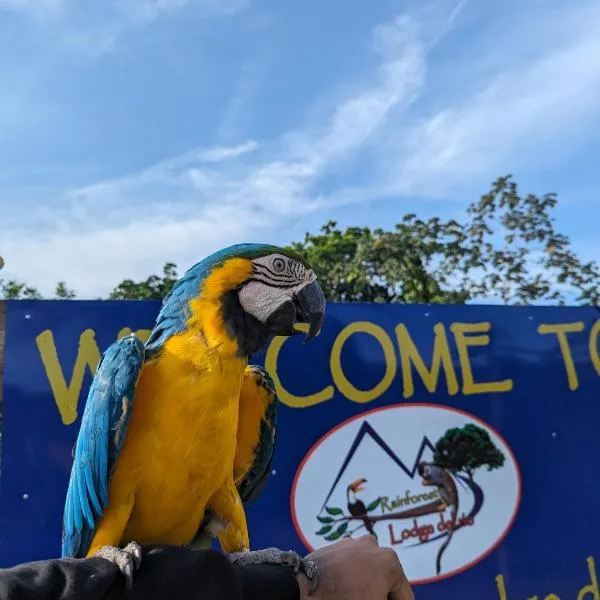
[297,535,413,600]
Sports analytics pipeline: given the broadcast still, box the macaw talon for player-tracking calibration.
[228,548,319,594]
[94,541,142,591]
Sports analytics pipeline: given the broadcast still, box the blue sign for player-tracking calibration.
[1,300,599,599]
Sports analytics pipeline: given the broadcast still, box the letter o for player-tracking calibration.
[589,320,600,376]
[330,321,397,403]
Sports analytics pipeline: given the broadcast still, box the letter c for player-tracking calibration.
[264,323,334,408]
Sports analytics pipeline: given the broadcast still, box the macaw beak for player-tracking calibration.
[266,279,325,341]
[294,279,325,343]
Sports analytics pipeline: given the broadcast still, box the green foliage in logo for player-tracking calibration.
[314,497,381,540]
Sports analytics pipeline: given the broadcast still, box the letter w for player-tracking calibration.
[36,329,101,425]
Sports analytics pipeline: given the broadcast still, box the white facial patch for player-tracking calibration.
[238,280,290,323]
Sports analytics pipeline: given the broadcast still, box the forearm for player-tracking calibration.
[0,556,119,600]
[234,562,300,600]
[0,546,301,600]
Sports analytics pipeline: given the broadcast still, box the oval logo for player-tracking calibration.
[290,403,522,585]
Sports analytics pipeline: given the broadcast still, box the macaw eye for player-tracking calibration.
[272,257,286,272]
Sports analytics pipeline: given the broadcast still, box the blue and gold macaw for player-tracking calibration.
[61,243,325,589]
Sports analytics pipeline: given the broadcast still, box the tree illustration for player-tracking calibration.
[432,423,505,484]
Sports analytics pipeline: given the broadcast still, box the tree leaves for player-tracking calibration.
[288,175,600,306]
[315,510,348,541]
[315,525,333,535]
[366,497,381,512]
[316,515,334,524]
[109,262,179,300]
[432,423,506,482]
[55,282,76,300]
[324,522,349,541]
[325,506,344,516]
[287,219,462,304]
[0,279,43,300]
[315,500,381,540]
[0,262,179,300]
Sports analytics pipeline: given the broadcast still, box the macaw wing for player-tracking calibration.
[61,333,145,559]
[235,365,278,504]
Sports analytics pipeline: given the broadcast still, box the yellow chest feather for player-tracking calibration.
[107,337,247,545]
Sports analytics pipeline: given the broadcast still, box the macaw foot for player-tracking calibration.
[228,548,319,594]
[94,541,142,591]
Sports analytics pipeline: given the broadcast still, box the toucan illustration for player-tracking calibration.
[346,478,376,536]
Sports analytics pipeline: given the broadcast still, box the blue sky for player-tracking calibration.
[1,0,599,297]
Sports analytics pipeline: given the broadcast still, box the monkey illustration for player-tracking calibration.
[417,461,458,575]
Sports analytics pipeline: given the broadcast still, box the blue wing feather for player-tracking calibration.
[61,333,145,559]
[237,366,279,504]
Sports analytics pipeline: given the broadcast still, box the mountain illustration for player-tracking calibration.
[319,420,438,511]
[317,419,485,544]
[313,417,491,578]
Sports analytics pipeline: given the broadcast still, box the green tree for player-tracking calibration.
[432,423,506,484]
[290,175,600,305]
[0,279,43,299]
[108,262,179,300]
[287,220,466,303]
[54,281,76,300]
[450,175,600,305]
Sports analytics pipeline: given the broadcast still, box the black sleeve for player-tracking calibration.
[0,546,301,600]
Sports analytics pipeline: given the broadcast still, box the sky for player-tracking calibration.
[0,0,599,298]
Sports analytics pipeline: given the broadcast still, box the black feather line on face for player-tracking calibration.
[252,265,299,286]
[221,290,274,358]
[247,276,299,289]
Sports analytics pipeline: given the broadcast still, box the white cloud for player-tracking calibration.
[3,2,600,297]
[198,141,260,163]
[0,13,427,296]
[381,2,600,198]
[0,0,247,55]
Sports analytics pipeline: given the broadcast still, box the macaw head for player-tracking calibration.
[146,243,325,357]
[233,244,325,343]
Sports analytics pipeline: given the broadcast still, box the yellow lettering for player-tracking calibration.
[496,575,509,600]
[451,322,513,394]
[396,322,459,398]
[330,321,396,403]
[497,574,540,600]
[578,556,599,600]
[496,555,596,600]
[379,496,392,512]
[36,329,101,425]
[589,322,600,378]
[117,327,152,344]
[264,323,334,408]
[538,322,584,391]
